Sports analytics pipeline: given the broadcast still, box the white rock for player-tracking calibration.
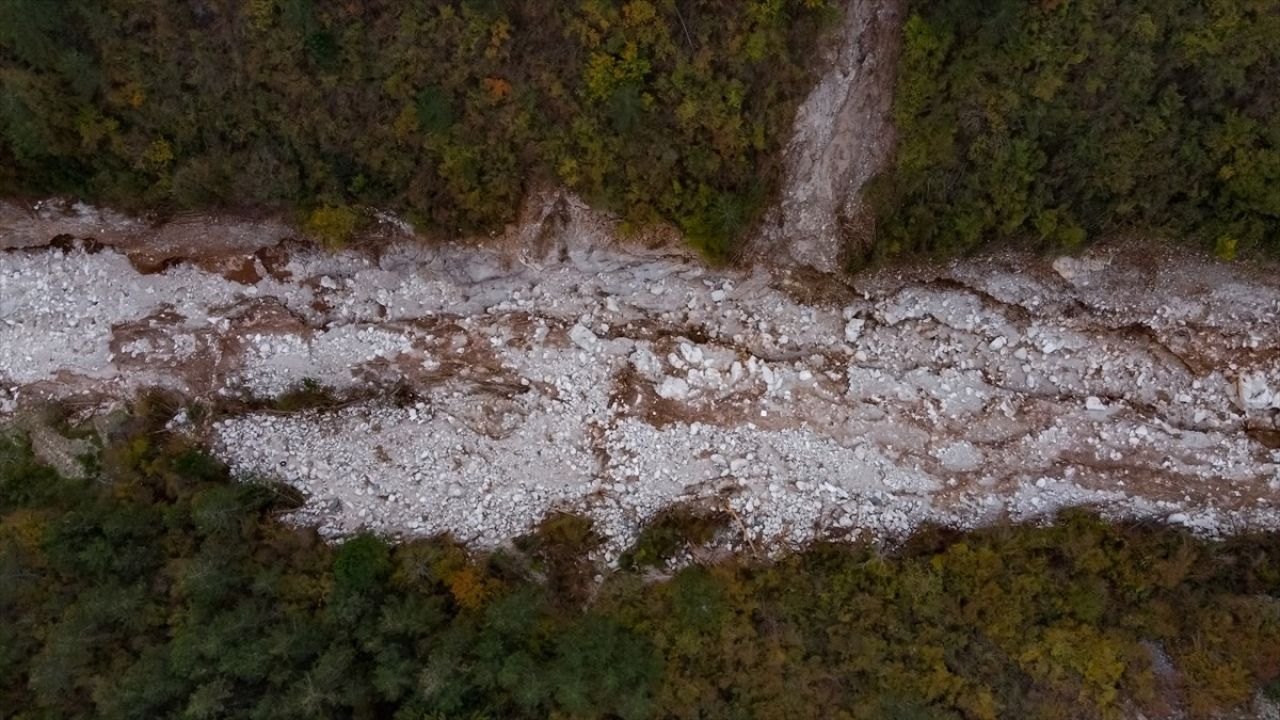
[678,342,703,366]
[844,318,865,344]
[569,323,598,350]
[1236,373,1276,411]
[655,376,690,400]
[1052,255,1111,281]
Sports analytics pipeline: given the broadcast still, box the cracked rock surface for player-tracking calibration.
[3,199,1280,555]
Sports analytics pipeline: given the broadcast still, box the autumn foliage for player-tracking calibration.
[0,0,831,258]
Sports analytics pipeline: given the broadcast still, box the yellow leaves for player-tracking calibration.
[618,40,649,75]
[1031,72,1064,101]
[1,509,49,556]
[958,686,1000,720]
[584,42,651,101]
[620,0,670,50]
[392,104,419,140]
[622,0,657,28]
[1215,235,1238,260]
[304,205,359,250]
[748,0,785,24]
[485,16,510,61]
[1179,643,1255,716]
[565,0,614,49]
[743,31,768,62]
[674,98,699,130]
[557,156,581,186]
[566,19,604,50]
[1132,13,1158,43]
[107,81,147,109]
[141,138,174,170]
[1019,622,1128,711]
[75,107,119,151]
[584,53,617,99]
[580,0,614,33]
[244,0,275,31]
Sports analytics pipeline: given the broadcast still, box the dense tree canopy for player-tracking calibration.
[867,0,1280,264]
[0,0,832,257]
[4,1,1276,262]
[2,403,1279,719]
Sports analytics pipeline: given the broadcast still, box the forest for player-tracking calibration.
[2,400,1279,719]
[0,0,831,257]
[3,1,1277,262]
[868,0,1280,263]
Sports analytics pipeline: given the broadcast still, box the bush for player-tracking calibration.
[333,532,392,592]
[303,205,359,251]
[272,378,338,412]
[619,505,727,570]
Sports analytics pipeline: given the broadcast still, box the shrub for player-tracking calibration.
[334,533,391,592]
[303,205,359,251]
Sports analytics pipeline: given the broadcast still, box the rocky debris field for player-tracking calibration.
[748,0,902,272]
[3,199,1280,556]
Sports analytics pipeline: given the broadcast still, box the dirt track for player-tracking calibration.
[3,197,1279,555]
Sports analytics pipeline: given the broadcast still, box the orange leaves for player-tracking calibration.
[482,77,512,101]
[106,81,147,110]
[446,565,497,611]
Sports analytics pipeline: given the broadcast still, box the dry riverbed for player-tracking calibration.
[3,198,1280,557]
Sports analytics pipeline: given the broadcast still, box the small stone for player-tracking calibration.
[569,323,597,350]
[1236,373,1276,411]
[844,318,865,344]
[655,376,690,400]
